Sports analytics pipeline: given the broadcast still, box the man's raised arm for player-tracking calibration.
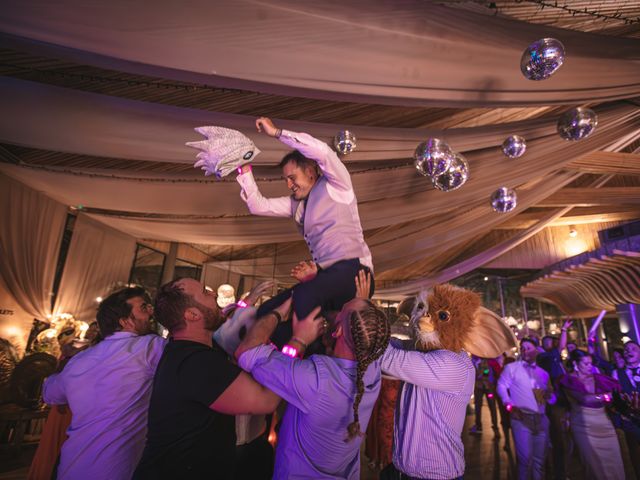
[256,117,353,195]
[236,164,292,217]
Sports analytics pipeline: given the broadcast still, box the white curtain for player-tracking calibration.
[0,174,67,320]
[52,214,136,324]
[1,0,639,106]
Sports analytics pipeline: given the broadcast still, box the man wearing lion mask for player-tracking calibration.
[380,285,517,480]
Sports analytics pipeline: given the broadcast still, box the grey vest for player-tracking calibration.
[291,176,372,270]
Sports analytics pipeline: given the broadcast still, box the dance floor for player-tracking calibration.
[361,403,513,480]
[1,400,635,479]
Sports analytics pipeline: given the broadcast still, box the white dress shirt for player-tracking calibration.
[236,130,354,217]
[497,360,555,414]
[236,129,372,270]
[44,332,166,480]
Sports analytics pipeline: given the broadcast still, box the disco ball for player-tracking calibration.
[557,107,598,141]
[521,38,565,81]
[490,187,517,213]
[414,138,454,177]
[333,130,357,155]
[432,152,469,192]
[501,135,527,158]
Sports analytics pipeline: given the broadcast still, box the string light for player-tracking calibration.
[16,153,413,184]
[489,1,640,25]
[2,63,244,94]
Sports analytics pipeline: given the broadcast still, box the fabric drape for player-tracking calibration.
[0,174,67,320]
[52,214,136,324]
[1,1,639,106]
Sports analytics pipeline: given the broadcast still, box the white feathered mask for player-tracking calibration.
[186,126,260,178]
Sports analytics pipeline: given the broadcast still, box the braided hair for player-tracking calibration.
[345,300,391,441]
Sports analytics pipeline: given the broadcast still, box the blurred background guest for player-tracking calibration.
[498,337,555,480]
[612,348,626,371]
[560,349,624,480]
[536,320,571,480]
[27,320,101,480]
[470,355,500,437]
[612,341,640,478]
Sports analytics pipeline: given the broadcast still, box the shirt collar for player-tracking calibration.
[104,331,138,340]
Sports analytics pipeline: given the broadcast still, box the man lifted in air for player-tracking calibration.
[188,117,373,349]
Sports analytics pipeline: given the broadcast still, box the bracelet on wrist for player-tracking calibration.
[290,336,308,349]
[275,128,282,139]
[237,165,252,175]
[282,344,298,358]
[270,310,283,323]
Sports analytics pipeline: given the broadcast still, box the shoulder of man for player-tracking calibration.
[430,349,474,370]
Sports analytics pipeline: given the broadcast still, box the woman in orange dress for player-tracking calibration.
[27,322,100,480]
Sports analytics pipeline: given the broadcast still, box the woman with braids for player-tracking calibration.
[234,271,390,479]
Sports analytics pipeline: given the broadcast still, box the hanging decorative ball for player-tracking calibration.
[520,38,565,81]
[216,284,236,308]
[333,130,357,155]
[414,138,454,177]
[432,152,469,192]
[490,187,518,213]
[501,135,527,158]
[557,107,598,141]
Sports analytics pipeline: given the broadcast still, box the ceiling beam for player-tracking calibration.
[495,207,640,229]
[567,151,640,175]
[537,187,640,207]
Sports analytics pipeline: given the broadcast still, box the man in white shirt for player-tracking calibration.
[43,287,166,480]
[236,117,373,349]
[498,338,556,480]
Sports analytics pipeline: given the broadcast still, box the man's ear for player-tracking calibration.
[305,164,319,180]
[185,307,202,324]
[333,323,344,339]
[462,307,517,358]
[118,317,131,330]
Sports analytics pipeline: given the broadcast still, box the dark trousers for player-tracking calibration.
[545,404,567,480]
[380,463,462,480]
[234,435,274,480]
[622,419,640,479]
[474,387,498,429]
[257,258,374,349]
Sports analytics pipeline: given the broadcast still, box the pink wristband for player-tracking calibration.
[237,165,252,175]
[282,345,298,358]
[236,300,248,308]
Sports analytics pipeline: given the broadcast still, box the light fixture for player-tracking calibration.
[569,225,577,238]
[95,296,103,303]
[483,276,489,282]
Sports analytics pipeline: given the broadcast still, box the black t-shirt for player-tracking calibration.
[134,339,241,479]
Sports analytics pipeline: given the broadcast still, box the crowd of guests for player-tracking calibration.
[25,271,638,480]
[30,272,485,480]
[471,323,639,480]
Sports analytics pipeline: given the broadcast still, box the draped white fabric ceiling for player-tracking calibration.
[1,0,640,106]
[1,0,639,297]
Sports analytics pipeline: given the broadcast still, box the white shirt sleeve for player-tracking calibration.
[145,335,168,373]
[43,373,67,405]
[380,341,470,394]
[279,130,354,203]
[497,364,513,405]
[213,306,258,356]
[236,170,292,217]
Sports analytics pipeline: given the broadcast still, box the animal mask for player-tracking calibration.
[186,126,260,178]
[398,284,516,357]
